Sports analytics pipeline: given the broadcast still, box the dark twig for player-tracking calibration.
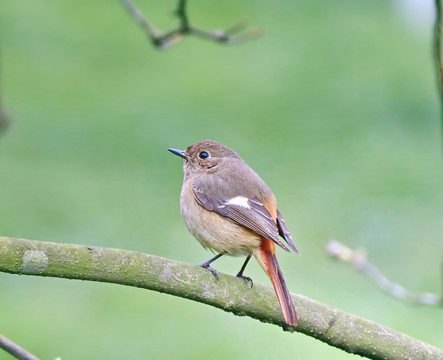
[326,240,442,307]
[0,48,9,134]
[435,0,443,147]
[0,335,40,360]
[120,0,261,49]
[176,0,190,31]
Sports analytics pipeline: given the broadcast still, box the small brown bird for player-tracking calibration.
[169,140,299,326]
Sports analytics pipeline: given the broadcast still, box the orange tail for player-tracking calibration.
[253,238,298,326]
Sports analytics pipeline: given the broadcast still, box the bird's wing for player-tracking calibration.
[276,210,299,254]
[192,178,290,252]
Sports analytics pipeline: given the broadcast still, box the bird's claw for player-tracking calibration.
[236,274,253,288]
[198,263,219,281]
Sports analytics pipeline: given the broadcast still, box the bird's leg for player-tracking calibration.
[236,254,253,287]
[197,253,224,280]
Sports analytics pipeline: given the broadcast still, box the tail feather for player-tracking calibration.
[253,238,298,326]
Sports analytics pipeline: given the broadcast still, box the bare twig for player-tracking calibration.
[120,0,160,40]
[1,236,442,359]
[326,240,442,307]
[435,0,443,147]
[0,335,40,360]
[120,0,261,49]
[0,103,6,134]
[0,47,9,134]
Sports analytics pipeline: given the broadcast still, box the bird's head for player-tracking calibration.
[169,140,241,179]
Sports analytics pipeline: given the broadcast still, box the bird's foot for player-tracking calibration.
[236,273,253,288]
[198,263,219,281]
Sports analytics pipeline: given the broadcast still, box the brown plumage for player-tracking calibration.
[169,140,299,326]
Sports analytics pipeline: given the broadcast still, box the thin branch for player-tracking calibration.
[435,0,443,147]
[120,0,160,40]
[0,47,9,135]
[120,0,261,49]
[0,237,442,359]
[0,335,40,360]
[176,0,189,30]
[326,240,442,307]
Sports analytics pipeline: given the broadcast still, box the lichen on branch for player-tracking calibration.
[0,236,441,360]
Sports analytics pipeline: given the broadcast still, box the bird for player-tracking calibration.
[169,140,299,326]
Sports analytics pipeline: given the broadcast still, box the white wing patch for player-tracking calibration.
[226,196,251,208]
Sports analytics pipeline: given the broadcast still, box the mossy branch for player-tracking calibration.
[0,236,441,360]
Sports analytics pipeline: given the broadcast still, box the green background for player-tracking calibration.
[1,0,442,359]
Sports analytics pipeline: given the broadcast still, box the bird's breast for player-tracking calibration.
[179,179,261,256]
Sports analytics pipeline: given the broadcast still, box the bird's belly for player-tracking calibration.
[180,193,261,256]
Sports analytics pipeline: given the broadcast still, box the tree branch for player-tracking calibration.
[120,0,261,49]
[0,334,40,360]
[326,240,442,307]
[0,236,441,360]
[0,47,9,135]
[435,0,443,146]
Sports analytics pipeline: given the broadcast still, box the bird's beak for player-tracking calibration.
[168,148,187,159]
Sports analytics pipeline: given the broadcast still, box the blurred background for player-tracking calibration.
[1,0,442,358]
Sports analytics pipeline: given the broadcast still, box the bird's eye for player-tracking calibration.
[199,151,209,159]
